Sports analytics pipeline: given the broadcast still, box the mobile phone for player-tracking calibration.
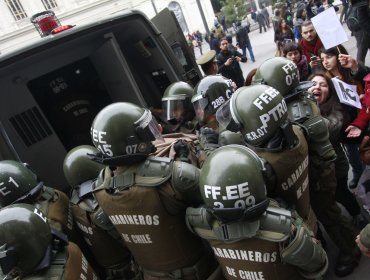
[311,55,318,61]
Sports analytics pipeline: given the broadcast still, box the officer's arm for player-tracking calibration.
[281,213,328,278]
[171,161,203,206]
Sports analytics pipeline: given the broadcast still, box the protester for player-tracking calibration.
[308,73,363,222]
[274,18,295,56]
[319,45,365,189]
[299,20,324,71]
[283,41,311,80]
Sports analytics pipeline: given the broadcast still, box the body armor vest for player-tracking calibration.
[255,126,316,232]
[93,165,216,279]
[70,188,132,272]
[64,242,99,280]
[208,238,305,280]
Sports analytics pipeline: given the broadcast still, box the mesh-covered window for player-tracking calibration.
[41,0,58,10]
[5,0,27,21]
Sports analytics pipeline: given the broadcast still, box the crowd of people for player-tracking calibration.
[0,1,370,280]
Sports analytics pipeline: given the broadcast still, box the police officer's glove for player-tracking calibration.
[173,140,190,163]
[199,127,219,151]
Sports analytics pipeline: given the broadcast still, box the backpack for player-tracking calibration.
[346,2,369,32]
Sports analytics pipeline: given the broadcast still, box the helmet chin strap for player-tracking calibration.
[88,145,157,167]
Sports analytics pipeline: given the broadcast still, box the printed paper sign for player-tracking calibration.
[311,7,348,49]
[332,77,361,109]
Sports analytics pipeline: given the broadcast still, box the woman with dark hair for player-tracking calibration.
[293,8,307,41]
[308,72,362,221]
[280,5,294,27]
[274,19,295,56]
[319,44,365,188]
[283,41,311,81]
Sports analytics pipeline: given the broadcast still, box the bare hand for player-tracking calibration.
[356,234,370,257]
[360,135,370,164]
[225,58,234,66]
[338,54,358,71]
[345,125,362,138]
[309,58,321,68]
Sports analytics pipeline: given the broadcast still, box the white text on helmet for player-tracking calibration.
[253,87,279,110]
[212,96,226,109]
[91,128,113,156]
[34,208,48,223]
[282,62,298,86]
[246,100,287,142]
[0,176,19,197]
[204,182,256,208]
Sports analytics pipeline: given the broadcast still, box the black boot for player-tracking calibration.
[334,247,361,277]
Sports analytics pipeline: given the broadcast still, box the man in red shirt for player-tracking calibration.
[299,20,324,72]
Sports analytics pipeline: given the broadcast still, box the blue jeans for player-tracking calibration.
[343,142,365,183]
[241,40,255,62]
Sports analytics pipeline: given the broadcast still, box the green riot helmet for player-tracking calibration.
[254,57,300,96]
[90,102,164,166]
[161,82,195,125]
[192,75,235,123]
[216,85,288,147]
[199,145,268,222]
[63,145,104,187]
[0,160,43,208]
[0,203,52,276]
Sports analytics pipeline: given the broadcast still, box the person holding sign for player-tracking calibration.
[319,45,365,189]
[339,54,370,138]
[308,73,363,226]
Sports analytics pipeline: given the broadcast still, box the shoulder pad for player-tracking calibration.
[70,180,99,212]
[135,156,173,187]
[40,186,57,202]
[256,206,292,242]
[287,97,321,123]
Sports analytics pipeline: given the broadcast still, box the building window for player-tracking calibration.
[5,0,27,21]
[42,0,58,10]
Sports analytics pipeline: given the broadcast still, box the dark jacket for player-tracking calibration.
[256,12,266,24]
[235,25,250,48]
[217,50,247,88]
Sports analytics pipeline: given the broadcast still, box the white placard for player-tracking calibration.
[311,7,348,49]
[332,77,362,109]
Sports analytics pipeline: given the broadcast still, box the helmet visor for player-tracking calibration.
[135,109,164,143]
[192,97,209,122]
[162,99,186,124]
[215,99,240,132]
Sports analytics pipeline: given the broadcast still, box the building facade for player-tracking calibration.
[0,0,215,52]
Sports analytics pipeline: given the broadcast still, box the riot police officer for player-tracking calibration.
[161,81,197,134]
[191,75,244,152]
[186,145,328,280]
[0,160,73,234]
[63,145,135,280]
[215,84,317,232]
[253,57,360,277]
[89,102,220,279]
[0,203,99,279]
[192,75,235,130]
